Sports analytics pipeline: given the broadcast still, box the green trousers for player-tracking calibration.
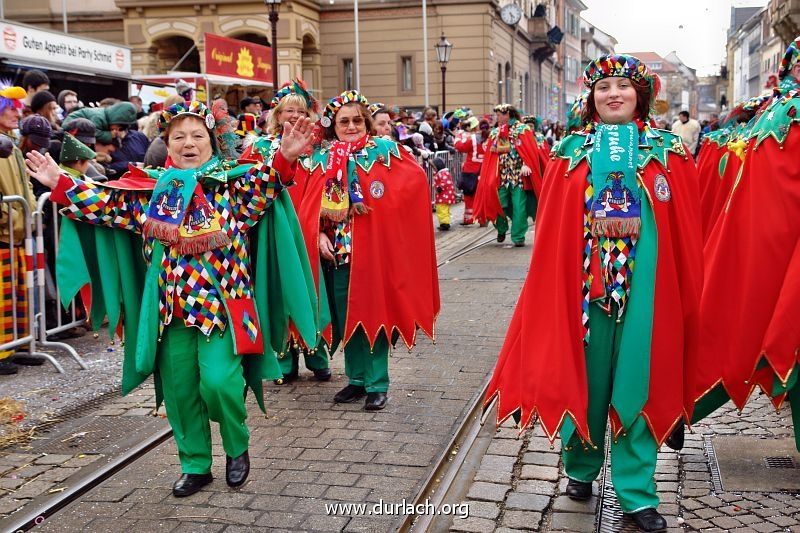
[561,304,659,513]
[156,322,249,474]
[324,264,389,392]
[494,185,529,244]
[278,344,329,376]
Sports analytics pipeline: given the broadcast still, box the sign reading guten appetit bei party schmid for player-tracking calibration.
[1,20,131,76]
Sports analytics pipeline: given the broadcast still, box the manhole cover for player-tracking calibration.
[711,436,800,492]
[25,416,159,454]
[765,456,797,469]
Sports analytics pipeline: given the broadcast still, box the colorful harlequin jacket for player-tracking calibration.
[691,85,800,447]
[473,120,544,223]
[52,154,318,411]
[294,135,440,351]
[483,127,703,447]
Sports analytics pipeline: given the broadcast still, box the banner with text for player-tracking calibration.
[204,33,272,84]
[1,21,131,76]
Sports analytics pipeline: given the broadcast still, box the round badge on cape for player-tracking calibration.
[320,116,332,128]
[205,114,216,130]
[654,174,671,202]
[370,180,385,199]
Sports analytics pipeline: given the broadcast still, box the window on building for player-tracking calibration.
[524,72,530,112]
[400,56,413,92]
[498,63,503,103]
[505,62,512,103]
[343,58,354,90]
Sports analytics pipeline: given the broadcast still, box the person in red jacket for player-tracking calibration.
[293,90,440,411]
[484,54,702,532]
[473,104,543,246]
[452,116,486,225]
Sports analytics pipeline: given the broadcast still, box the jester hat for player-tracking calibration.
[0,80,26,114]
[158,101,215,137]
[778,36,800,80]
[566,89,589,132]
[270,78,320,114]
[369,102,386,116]
[235,113,260,137]
[493,103,516,114]
[321,90,370,127]
[583,53,661,116]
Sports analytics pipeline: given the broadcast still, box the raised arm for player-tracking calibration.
[26,150,149,232]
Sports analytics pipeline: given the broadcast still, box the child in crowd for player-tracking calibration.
[433,157,456,231]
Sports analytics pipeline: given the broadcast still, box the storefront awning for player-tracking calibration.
[1,58,171,87]
[204,73,272,88]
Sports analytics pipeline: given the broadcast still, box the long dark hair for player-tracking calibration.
[581,78,651,126]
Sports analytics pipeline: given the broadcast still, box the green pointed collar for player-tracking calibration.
[555,123,687,172]
[747,89,800,147]
[307,135,402,173]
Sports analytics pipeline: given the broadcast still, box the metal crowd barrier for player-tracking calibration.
[422,150,465,207]
[0,194,87,373]
[32,193,88,372]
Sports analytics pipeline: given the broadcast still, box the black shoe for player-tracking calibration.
[333,384,367,403]
[459,220,473,226]
[0,361,18,375]
[665,423,684,451]
[312,367,332,381]
[497,233,507,243]
[226,451,250,487]
[565,478,592,501]
[439,224,450,231]
[12,354,45,366]
[626,508,667,532]
[364,392,388,411]
[172,473,213,497]
[513,241,525,247]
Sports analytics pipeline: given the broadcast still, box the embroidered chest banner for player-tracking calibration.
[143,164,231,255]
[589,123,641,238]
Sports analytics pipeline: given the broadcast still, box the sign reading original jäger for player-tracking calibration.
[1,20,131,76]
[204,33,272,83]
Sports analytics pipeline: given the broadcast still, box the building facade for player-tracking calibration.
[3,0,628,120]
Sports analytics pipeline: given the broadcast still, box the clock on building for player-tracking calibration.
[500,3,523,26]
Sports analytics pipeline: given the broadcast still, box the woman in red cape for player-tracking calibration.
[483,54,702,532]
[473,104,544,246]
[293,90,440,411]
[689,39,800,442]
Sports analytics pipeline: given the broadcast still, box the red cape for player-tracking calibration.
[295,138,440,349]
[473,126,544,223]
[697,140,732,241]
[484,149,702,446]
[693,126,800,410]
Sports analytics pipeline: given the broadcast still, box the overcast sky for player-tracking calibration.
[581,0,768,76]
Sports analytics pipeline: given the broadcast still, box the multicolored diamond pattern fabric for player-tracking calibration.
[581,182,594,346]
[243,311,258,342]
[60,161,280,337]
[582,178,637,343]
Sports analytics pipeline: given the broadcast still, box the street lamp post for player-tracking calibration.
[264,0,281,92]
[434,33,453,114]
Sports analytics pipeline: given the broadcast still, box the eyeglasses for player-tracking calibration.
[336,117,365,127]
